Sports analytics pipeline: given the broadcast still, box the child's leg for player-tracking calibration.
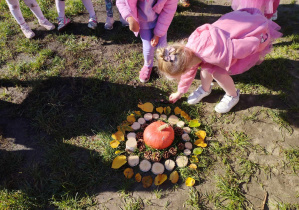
[211,69,237,97]
[200,70,214,92]
[23,0,45,21]
[55,0,65,18]
[6,0,26,25]
[105,0,113,18]
[81,0,96,17]
[139,29,155,68]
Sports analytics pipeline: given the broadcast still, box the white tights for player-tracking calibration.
[6,0,45,25]
[55,0,96,18]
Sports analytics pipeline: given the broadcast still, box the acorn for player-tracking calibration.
[168,147,177,156]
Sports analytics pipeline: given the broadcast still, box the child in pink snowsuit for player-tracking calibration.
[116,0,178,83]
[156,1,282,113]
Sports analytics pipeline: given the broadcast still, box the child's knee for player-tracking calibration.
[24,0,38,8]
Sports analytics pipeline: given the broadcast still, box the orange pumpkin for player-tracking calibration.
[143,121,174,149]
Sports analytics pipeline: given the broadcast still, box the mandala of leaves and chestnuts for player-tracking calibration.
[110,102,208,188]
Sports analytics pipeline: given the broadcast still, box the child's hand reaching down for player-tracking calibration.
[127,17,139,32]
[169,91,183,103]
[151,35,160,47]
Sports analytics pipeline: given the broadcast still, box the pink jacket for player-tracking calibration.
[116,0,178,37]
[178,8,282,94]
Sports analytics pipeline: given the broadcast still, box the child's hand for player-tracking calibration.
[151,35,160,47]
[169,92,183,103]
[127,17,139,32]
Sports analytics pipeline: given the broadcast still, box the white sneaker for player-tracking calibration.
[120,15,129,27]
[20,23,35,39]
[57,17,71,31]
[39,18,55,30]
[88,15,98,29]
[215,89,240,114]
[104,16,114,30]
[187,85,211,105]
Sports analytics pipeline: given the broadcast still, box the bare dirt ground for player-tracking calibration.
[0,0,299,209]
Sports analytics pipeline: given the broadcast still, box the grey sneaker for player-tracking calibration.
[88,15,98,29]
[20,23,35,39]
[215,89,240,114]
[104,16,114,30]
[187,85,211,105]
[57,17,71,31]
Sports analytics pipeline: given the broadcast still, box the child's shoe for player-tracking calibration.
[120,15,129,27]
[139,66,152,83]
[20,23,35,39]
[214,89,240,114]
[271,11,278,20]
[180,0,190,7]
[39,18,55,30]
[104,17,114,30]
[57,17,71,31]
[88,15,98,29]
[187,85,211,105]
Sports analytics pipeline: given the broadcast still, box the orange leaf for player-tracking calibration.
[195,130,206,141]
[189,164,197,170]
[112,130,124,141]
[124,168,134,179]
[111,155,127,169]
[135,173,142,182]
[127,114,136,124]
[156,107,164,114]
[169,171,179,184]
[163,106,171,115]
[174,107,182,115]
[138,102,154,112]
[142,175,153,188]
[185,177,195,187]
[181,111,191,121]
[134,111,142,116]
[154,174,167,186]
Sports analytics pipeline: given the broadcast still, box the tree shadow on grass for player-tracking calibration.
[0,76,172,208]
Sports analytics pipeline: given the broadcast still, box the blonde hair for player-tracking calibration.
[156,43,194,77]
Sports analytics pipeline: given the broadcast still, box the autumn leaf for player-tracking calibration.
[193,148,203,155]
[138,102,154,112]
[185,177,195,187]
[127,114,136,124]
[190,155,199,163]
[134,111,142,116]
[195,130,206,141]
[196,142,207,148]
[189,164,197,170]
[156,107,164,114]
[154,174,167,186]
[135,173,142,182]
[181,111,191,121]
[111,130,124,141]
[174,107,182,115]
[118,121,134,132]
[169,171,179,184]
[142,175,153,188]
[111,155,127,169]
[124,168,134,179]
[189,120,201,128]
[163,106,171,115]
[115,150,122,154]
[110,140,120,148]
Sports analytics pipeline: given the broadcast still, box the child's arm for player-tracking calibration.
[127,17,140,32]
[116,0,139,32]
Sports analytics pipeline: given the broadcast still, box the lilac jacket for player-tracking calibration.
[116,0,178,37]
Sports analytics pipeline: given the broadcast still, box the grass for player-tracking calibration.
[0,0,299,209]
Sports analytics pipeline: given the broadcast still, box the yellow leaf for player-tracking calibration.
[163,106,171,115]
[189,164,197,170]
[190,155,199,163]
[127,114,136,124]
[154,174,167,186]
[134,111,142,116]
[142,175,153,188]
[195,130,206,141]
[135,173,142,182]
[174,107,182,115]
[197,143,207,148]
[185,177,195,187]
[156,107,164,114]
[138,102,154,112]
[110,140,120,148]
[118,121,133,133]
[111,155,127,169]
[194,139,204,146]
[115,150,122,154]
[169,171,179,184]
[112,130,124,141]
[124,168,134,179]
[181,111,191,121]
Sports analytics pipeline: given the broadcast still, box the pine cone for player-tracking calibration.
[144,151,152,160]
[174,127,184,136]
[137,139,144,148]
[168,147,177,156]
[162,151,170,159]
[139,144,146,152]
[151,152,161,162]
[136,132,143,140]
[141,123,149,130]
[178,142,185,151]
